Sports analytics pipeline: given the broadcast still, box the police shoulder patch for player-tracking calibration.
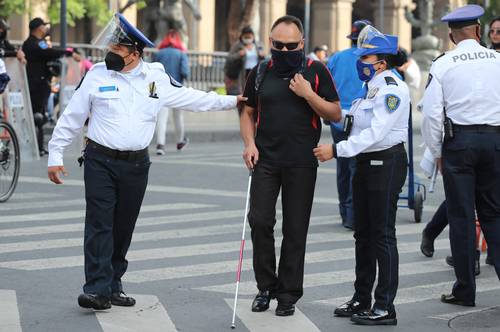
[385,94,401,113]
[384,76,398,86]
[38,40,48,49]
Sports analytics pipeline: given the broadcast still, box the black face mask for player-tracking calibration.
[270,48,304,78]
[491,42,500,50]
[105,51,133,72]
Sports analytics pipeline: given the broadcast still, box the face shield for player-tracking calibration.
[92,14,135,50]
[357,25,386,50]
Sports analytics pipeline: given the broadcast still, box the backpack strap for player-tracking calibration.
[254,59,272,95]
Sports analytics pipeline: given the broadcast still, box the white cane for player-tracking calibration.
[231,169,253,329]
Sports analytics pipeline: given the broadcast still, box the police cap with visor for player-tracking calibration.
[354,25,398,57]
[93,13,154,52]
[441,4,485,29]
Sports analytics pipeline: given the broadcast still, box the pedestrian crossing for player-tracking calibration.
[1,185,497,331]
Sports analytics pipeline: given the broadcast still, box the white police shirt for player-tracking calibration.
[421,39,500,158]
[48,61,237,166]
[336,70,410,158]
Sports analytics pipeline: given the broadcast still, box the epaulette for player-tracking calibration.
[384,76,398,86]
[432,53,446,62]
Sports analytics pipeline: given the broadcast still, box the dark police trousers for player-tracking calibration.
[248,161,317,304]
[28,79,50,151]
[83,143,150,296]
[423,200,448,240]
[352,143,407,311]
[442,126,500,302]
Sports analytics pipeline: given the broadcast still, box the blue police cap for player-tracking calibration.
[441,4,484,28]
[353,26,398,57]
[116,13,154,48]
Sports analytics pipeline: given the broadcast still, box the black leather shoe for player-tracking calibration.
[334,299,371,317]
[251,291,273,312]
[111,292,136,307]
[420,231,434,257]
[275,302,295,316]
[78,293,111,310]
[350,308,397,325]
[446,255,480,276]
[440,294,475,307]
[486,255,494,266]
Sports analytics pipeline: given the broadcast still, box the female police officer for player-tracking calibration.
[314,26,409,326]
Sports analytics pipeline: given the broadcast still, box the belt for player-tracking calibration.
[87,139,148,161]
[356,143,405,162]
[453,124,500,133]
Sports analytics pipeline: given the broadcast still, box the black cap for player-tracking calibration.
[347,19,372,40]
[29,17,49,31]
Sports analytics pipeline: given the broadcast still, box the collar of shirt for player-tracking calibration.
[367,69,391,89]
[456,39,479,49]
[111,60,147,79]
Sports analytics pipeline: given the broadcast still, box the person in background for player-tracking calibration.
[224,26,264,95]
[23,17,80,156]
[394,48,421,102]
[153,30,190,155]
[0,19,26,63]
[307,45,328,62]
[488,16,500,51]
[326,19,371,230]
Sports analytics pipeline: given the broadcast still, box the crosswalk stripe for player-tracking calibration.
[225,299,321,332]
[96,294,176,332]
[0,215,424,256]
[0,198,85,211]
[6,192,62,201]
[196,243,451,295]
[0,290,22,332]
[0,209,247,238]
[0,203,217,224]
[123,234,435,283]
[0,217,337,269]
[315,276,500,307]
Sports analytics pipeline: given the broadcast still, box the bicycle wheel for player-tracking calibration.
[0,121,20,202]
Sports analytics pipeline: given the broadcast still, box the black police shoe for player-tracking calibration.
[78,293,111,310]
[446,255,480,276]
[251,290,273,312]
[350,308,397,326]
[440,294,475,307]
[334,299,371,317]
[420,231,434,257]
[111,291,136,307]
[275,302,295,316]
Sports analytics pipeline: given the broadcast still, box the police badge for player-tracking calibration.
[385,94,401,113]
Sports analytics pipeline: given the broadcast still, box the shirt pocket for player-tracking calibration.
[91,91,122,118]
[140,96,160,123]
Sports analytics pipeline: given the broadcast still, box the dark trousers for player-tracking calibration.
[352,144,407,311]
[248,161,317,304]
[442,129,500,302]
[28,79,50,151]
[423,200,448,240]
[330,125,356,226]
[83,144,150,296]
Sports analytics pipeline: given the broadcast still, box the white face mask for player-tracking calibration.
[242,38,253,45]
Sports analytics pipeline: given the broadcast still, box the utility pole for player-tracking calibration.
[304,0,311,52]
[60,0,67,48]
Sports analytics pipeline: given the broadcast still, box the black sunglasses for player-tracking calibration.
[271,39,302,50]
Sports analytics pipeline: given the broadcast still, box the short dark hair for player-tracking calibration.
[271,15,304,36]
[241,26,254,36]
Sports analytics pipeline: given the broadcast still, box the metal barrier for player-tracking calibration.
[11,41,228,91]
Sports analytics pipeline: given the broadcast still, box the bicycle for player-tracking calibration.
[0,110,20,202]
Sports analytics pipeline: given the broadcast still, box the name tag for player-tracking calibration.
[99,85,118,92]
[370,160,383,166]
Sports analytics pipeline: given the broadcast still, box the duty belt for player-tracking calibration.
[87,139,148,161]
[453,124,500,133]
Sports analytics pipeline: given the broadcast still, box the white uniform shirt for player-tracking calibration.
[421,39,500,158]
[336,70,410,158]
[48,61,237,166]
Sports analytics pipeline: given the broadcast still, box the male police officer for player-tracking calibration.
[422,4,500,307]
[48,13,245,310]
[23,17,79,156]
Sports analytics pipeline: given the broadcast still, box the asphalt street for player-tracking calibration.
[0,136,499,332]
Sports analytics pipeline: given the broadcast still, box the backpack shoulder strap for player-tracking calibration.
[254,59,272,94]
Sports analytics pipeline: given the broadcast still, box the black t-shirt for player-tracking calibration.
[243,60,339,167]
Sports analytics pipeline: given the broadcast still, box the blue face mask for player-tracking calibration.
[356,59,382,82]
